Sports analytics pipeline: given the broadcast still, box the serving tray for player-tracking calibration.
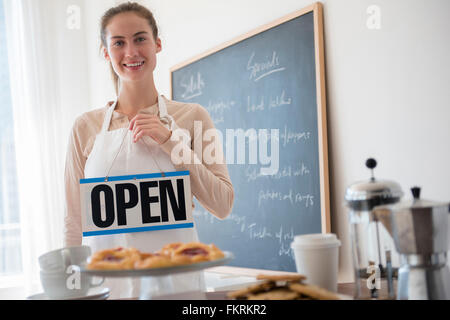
[80,251,233,278]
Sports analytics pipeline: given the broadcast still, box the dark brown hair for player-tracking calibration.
[100,2,159,95]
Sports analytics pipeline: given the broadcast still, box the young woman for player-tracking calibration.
[64,2,234,298]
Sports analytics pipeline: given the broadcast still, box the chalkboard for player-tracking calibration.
[170,3,330,272]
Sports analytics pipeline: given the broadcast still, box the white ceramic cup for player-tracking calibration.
[40,269,104,299]
[38,246,104,299]
[290,233,341,292]
[38,246,91,272]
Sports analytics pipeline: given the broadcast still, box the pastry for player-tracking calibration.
[134,252,173,269]
[87,247,140,270]
[87,241,226,270]
[170,242,225,265]
[227,273,341,300]
[288,283,341,300]
[256,274,306,282]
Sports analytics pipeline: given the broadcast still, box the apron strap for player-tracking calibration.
[158,95,175,131]
[102,96,169,133]
[104,95,169,181]
[101,100,118,133]
[158,95,168,117]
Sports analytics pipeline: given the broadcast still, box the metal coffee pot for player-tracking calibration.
[373,187,450,300]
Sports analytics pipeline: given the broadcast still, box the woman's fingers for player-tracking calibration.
[133,124,155,142]
[128,114,159,131]
[134,129,152,143]
[128,113,170,144]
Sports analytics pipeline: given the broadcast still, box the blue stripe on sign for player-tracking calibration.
[80,170,190,184]
[82,222,194,237]
[80,177,105,184]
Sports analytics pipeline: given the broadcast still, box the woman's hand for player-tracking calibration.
[128,114,172,145]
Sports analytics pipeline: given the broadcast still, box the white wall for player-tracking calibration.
[84,0,450,282]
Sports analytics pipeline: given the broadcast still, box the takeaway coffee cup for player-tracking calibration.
[290,233,341,292]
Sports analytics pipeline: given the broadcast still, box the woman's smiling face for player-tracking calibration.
[103,12,161,84]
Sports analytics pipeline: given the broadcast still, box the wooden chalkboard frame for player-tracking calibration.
[170,2,330,234]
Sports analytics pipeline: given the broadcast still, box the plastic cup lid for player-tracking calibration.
[291,233,341,248]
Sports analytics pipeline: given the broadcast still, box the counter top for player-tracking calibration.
[203,267,354,299]
[120,266,355,300]
[150,284,355,300]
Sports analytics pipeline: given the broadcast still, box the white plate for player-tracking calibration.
[26,287,110,300]
[81,251,234,278]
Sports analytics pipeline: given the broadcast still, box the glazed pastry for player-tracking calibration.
[170,242,225,265]
[87,247,141,270]
[87,242,225,270]
[134,252,173,269]
[158,242,183,257]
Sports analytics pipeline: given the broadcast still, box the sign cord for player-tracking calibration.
[104,128,165,181]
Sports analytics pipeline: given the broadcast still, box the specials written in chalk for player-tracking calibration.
[80,171,193,236]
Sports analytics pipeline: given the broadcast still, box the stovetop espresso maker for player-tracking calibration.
[373,187,450,300]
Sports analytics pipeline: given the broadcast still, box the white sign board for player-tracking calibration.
[80,171,193,237]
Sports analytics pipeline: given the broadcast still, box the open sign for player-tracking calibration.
[80,171,193,237]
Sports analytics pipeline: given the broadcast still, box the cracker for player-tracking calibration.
[256,273,306,282]
[288,283,340,300]
[226,281,275,299]
[247,288,299,300]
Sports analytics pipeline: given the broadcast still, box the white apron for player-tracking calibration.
[83,95,202,299]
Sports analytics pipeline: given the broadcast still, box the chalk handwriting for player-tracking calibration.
[254,125,310,147]
[247,223,295,257]
[248,223,273,241]
[206,99,235,115]
[245,162,311,182]
[228,213,247,233]
[193,207,217,224]
[194,207,298,258]
[281,125,311,147]
[275,225,294,257]
[258,189,314,208]
[210,116,224,124]
[247,95,265,113]
[246,90,292,113]
[275,225,294,244]
[180,72,205,100]
[247,51,286,82]
[268,90,292,109]
[279,241,294,257]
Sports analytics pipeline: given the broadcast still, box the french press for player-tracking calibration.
[345,158,403,299]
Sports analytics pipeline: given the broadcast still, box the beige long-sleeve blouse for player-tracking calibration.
[64,96,234,247]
